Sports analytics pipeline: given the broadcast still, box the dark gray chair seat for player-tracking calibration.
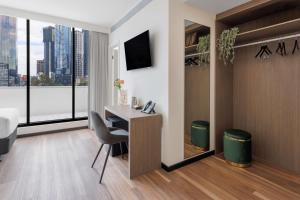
[111,129,128,136]
[90,111,128,183]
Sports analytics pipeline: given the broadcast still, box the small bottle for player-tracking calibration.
[131,97,137,108]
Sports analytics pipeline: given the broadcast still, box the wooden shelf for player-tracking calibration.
[185,44,197,53]
[185,24,210,35]
[217,0,300,26]
[236,18,300,45]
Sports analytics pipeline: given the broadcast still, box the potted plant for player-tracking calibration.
[197,34,210,66]
[114,79,127,105]
[114,78,124,91]
[217,27,239,65]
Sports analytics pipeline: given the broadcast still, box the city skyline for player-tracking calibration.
[0,15,89,86]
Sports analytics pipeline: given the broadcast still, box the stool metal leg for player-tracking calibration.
[91,144,103,168]
[100,145,112,184]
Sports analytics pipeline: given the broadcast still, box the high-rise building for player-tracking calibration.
[53,25,72,86]
[74,30,84,79]
[36,60,45,75]
[0,63,9,86]
[55,25,72,75]
[0,16,18,85]
[43,26,55,77]
[83,30,89,77]
[43,26,55,76]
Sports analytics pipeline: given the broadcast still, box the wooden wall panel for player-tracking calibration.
[215,22,233,153]
[237,7,300,33]
[233,39,300,173]
[184,66,210,136]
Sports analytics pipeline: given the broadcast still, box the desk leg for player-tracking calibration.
[129,116,161,179]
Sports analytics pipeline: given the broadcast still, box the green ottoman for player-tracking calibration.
[191,121,209,151]
[224,129,252,167]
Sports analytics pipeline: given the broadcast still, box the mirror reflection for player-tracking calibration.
[184,20,210,159]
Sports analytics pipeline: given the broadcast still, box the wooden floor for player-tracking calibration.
[1,129,300,200]
[184,133,205,158]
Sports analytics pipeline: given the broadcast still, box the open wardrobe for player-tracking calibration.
[215,1,300,174]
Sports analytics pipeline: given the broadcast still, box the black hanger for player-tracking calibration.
[185,57,198,66]
[292,40,299,54]
[276,42,287,56]
[265,45,272,56]
[191,57,198,65]
[185,58,190,65]
[255,45,272,59]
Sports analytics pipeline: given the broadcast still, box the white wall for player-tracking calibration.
[168,0,216,165]
[110,0,216,166]
[110,0,170,163]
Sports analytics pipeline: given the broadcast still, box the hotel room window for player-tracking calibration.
[74,28,88,118]
[0,16,89,125]
[30,20,73,122]
[0,15,27,123]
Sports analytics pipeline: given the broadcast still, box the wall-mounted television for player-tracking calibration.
[124,30,152,71]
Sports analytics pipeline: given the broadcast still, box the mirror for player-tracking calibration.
[184,20,210,159]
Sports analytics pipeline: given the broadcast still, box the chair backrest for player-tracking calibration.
[90,111,111,144]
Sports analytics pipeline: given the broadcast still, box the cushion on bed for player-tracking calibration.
[0,108,19,139]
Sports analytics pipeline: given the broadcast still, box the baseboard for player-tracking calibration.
[161,150,215,172]
[17,126,88,138]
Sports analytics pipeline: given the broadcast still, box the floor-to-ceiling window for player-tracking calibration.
[30,20,73,122]
[0,14,89,126]
[74,28,89,118]
[0,16,27,123]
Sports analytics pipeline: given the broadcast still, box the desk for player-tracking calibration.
[104,105,162,179]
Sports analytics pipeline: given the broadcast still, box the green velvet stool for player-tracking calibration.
[224,129,252,168]
[191,121,209,151]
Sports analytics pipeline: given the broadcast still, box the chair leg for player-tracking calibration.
[125,142,128,152]
[91,144,103,168]
[120,143,124,159]
[99,145,112,184]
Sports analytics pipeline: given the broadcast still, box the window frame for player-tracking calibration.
[15,20,88,127]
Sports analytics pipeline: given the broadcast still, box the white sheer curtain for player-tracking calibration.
[88,31,109,128]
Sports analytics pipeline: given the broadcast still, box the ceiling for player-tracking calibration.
[0,0,141,27]
[185,0,250,14]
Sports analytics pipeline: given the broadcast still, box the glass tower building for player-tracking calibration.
[43,26,55,77]
[54,25,72,75]
[0,16,17,85]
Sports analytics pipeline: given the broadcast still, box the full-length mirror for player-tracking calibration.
[184,20,210,159]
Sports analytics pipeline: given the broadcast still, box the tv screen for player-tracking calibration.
[124,30,152,70]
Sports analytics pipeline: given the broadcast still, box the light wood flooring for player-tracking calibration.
[184,133,205,158]
[0,129,300,200]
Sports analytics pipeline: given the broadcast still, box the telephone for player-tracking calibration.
[141,101,156,114]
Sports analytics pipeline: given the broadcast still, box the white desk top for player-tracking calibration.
[104,105,161,121]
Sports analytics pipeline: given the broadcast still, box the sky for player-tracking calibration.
[17,18,54,76]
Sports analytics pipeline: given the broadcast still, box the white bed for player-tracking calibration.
[0,108,19,157]
[0,108,19,139]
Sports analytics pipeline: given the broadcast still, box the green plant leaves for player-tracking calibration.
[197,34,210,66]
[217,27,239,65]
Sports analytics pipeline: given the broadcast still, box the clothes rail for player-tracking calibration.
[185,51,209,58]
[234,32,300,49]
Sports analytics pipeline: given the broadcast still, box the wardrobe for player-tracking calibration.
[215,0,300,174]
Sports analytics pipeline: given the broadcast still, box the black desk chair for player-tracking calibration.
[90,111,128,183]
